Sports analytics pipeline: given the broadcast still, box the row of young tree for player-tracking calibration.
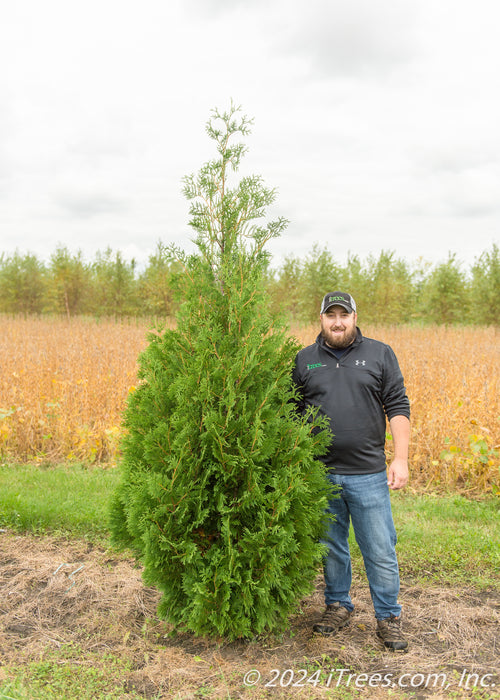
[0,241,498,326]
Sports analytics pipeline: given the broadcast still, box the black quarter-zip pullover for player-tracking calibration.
[292,328,410,475]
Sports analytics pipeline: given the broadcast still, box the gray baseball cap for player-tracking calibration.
[320,291,357,314]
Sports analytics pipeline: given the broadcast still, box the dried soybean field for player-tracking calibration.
[0,316,498,493]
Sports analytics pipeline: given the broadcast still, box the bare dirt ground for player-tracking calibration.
[0,532,498,699]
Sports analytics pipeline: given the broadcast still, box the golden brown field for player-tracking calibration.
[1,317,498,493]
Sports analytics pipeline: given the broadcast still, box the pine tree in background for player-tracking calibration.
[109,103,332,640]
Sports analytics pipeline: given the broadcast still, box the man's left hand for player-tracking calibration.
[387,458,409,490]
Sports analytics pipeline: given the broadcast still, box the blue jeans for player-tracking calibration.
[322,471,402,620]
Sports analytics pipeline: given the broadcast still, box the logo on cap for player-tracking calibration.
[320,291,356,314]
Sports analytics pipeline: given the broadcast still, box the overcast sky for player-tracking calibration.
[1,0,499,271]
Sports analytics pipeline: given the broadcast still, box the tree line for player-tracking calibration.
[0,242,498,325]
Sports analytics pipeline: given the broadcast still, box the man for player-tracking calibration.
[292,291,410,651]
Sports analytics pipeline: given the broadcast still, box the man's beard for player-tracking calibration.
[321,324,357,349]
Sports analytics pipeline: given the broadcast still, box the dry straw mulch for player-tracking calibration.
[0,532,498,699]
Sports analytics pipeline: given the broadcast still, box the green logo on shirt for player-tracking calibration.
[307,362,325,370]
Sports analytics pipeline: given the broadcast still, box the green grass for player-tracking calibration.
[0,462,499,587]
[350,490,500,588]
[0,463,498,700]
[0,462,120,541]
[0,651,147,700]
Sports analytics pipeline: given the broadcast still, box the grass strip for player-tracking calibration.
[0,462,498,587]
[390,490,499,588]
[0,462,119,542]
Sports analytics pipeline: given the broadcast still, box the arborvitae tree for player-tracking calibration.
[109,104,332,640]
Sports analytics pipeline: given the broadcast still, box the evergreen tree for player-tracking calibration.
[109,104,332,640]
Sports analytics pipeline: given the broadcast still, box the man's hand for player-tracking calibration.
[388,415,410,490]
[387,457,409,490]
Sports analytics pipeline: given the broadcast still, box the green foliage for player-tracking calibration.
[362,250,415,324]
[439,433,499,494]
[109,104,332,640]
[137,240,180,316]
[267,255,304,322]
[470,243,500,325]
[299,245,343,323]
[0,243,499,325]
[419,253,469,324]
[0,250,46,314]
[44,246,91,317]
[90,248,139,317]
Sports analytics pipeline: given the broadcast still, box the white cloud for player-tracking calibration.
[0,0,498,270]
[279,0,419,79]
[56,192,130,219]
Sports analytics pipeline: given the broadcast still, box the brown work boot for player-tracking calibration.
[313,602,352,635]
[376,615,408,651]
